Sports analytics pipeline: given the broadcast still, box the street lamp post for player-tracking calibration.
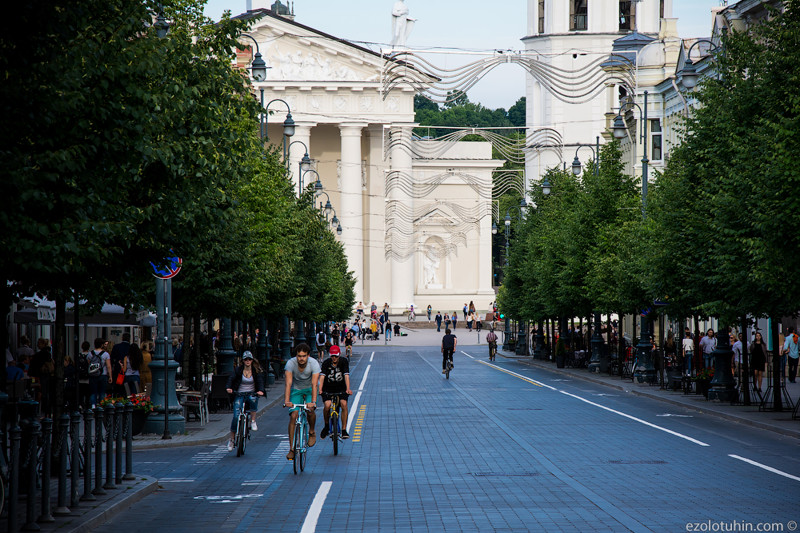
[613,91,655,383]
[572,136,606,373]
[493,199,528,352]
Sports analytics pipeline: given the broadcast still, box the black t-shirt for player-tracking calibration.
[320,357,349,392]
[442,334,456,350]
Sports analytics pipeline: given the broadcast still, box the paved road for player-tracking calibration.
[102,345,800,532]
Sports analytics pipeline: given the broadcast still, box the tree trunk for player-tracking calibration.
[193,315,202,390]
[182,315,191,381]
[771,318,782,411]
[53,296,66,421]
[740,316,750,406]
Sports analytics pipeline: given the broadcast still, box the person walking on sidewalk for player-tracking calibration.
[284,343,320,460]
[681,330,694,376]
[699,329,716,370]
[749,332,768,391]
[435,311,442,332]
[225,351,265,452]
[441,328,457,374]
[782,327,798,383]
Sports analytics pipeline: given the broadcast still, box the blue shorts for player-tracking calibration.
[289,388,313,412]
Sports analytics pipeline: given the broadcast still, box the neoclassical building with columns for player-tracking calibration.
[236,6,501,314]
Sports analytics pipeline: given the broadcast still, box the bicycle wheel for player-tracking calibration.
[445,361,451,379]
[331,414,339,456]
[299,423,308,472]
[293,422,303,474]
[236,416,246,457]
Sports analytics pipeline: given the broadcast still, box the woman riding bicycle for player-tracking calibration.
[226,351,265,452]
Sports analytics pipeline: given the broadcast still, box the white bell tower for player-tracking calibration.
[522,0,672,187]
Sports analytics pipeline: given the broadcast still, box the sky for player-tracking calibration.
[203,0,724,110]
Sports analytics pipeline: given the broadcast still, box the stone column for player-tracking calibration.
[289,124,313,194]
[389,125,415,313]
[478,196,493,293]
[340,124,365,302]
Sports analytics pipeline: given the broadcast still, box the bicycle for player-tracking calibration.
[488,341,497,362]
[327,393,342,456]
[442,348,454,380]
[290,395,311,474]
[233,393,255,457]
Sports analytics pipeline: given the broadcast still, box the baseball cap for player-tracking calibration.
[242,351,254,360]
[329,345,341,356]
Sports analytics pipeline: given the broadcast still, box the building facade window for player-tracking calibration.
[570,0,588,31]
[650,119,663,161]
[538,0,545,33]
[619,1,636,31]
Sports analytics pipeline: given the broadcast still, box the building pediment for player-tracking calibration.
[245,10,389,85]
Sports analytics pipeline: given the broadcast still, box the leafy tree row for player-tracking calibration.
[413,94,526,138]
[1,0,355,410]
[498,1,800,344]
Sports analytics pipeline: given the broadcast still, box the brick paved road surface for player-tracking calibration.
[101,345,800,532]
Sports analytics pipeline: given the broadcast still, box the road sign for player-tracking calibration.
[151,256,182,279]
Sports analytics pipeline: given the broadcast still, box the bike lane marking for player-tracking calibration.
[351,404,366,443]
[475,359,553,389]
[370,351,374,362]
[558,390,710,447]
[729,455,800,482]
[300,481,333,533]
[460,350,474,359]
[347,362,370,433]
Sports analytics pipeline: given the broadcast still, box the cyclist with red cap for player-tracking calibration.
[318,344,352,439]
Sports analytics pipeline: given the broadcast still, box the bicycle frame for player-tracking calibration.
[291,395,311,474]
[328,394,341,455]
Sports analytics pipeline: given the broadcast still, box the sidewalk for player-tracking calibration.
[496,348,800,440]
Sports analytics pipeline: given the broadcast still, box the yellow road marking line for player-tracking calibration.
[352,405,366,442]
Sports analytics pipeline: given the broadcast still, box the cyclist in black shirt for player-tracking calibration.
[441,328,457,374]
[318,345,352,439]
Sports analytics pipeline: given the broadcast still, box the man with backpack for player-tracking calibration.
[88,338,112,407]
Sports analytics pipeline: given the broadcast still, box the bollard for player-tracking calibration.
[22,416,41,531]
[81,409,95,501]
[114,403,123,485]
[123,403,135,480]
[9,425,21,533]
[103,404,115,490]
[70,411,81,508]
[38,417,55,523]
[92,406,105,496]
[54,414,71,516]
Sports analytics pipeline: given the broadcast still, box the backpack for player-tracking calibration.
[88,351,103,377]
[317,332,326,345]
[77,352,90,380]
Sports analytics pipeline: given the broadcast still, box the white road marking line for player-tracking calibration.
[729,455,800,482]
[159,478,196,483]
[460,350,474,359]
[300,481,333,533]
[477,360,556,390]
[559,390,710,447]
[358,365,371,391]
[347,391,362,433]
[370,352,374,362]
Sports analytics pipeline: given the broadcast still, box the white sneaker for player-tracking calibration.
[251,421,258,431]
[227,439,234,452]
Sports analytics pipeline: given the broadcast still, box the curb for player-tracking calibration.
[134,395,284,450]
[62,476,159,533]
[500,351,800,440]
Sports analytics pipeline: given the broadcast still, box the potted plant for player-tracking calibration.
[693,368,714,398]
[128,393,156,435]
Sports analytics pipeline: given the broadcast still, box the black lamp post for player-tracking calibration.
[572,136,606,373]
[288,140,313,193]
[678,39,719,90]
[494,199,528,352]
[316,190,343,236]
[613,91,655,383]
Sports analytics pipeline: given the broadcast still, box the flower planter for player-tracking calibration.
[695,378,711,399]
[131,409,148,436]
